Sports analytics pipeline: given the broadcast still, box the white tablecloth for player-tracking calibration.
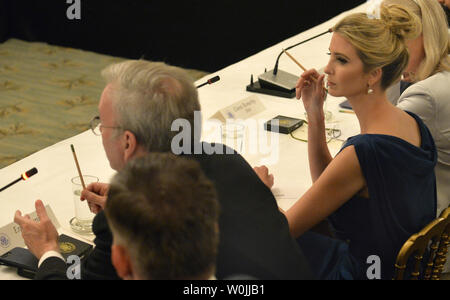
[0,3,367,279]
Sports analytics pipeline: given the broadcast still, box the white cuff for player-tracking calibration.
[38,251,65,268]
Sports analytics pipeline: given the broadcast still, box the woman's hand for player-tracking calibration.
[296,69,326,119]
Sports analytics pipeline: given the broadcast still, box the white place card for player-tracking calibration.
[210,95,266,122]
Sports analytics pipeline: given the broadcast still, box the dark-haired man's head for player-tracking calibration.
[104,153,220,280]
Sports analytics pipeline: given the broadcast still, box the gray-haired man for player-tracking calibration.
[15,60,312,280]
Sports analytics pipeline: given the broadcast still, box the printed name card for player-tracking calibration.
[210,95,266,122]
[0,205,60,256]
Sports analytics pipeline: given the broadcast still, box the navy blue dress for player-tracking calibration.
[297,111,437,280]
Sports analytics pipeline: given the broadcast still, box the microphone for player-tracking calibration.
[247,29,332,98]
[196,76,220,89]
[273,29,332,75]
[0,168,38,192]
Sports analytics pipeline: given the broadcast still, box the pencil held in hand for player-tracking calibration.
[283,49,308,73]
[284,49,328,93]
[71,144,86,190]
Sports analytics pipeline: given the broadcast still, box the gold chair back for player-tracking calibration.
[393,207,450,280]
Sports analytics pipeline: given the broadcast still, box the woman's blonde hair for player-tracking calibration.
[332,4,421,89]
[383,0,450,82]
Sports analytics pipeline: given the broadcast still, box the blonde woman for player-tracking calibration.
[256,4,437,279]
[385,0,450,275]
[385,0,450,219]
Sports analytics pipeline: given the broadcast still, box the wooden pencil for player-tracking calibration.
[284,49,327,92]
[283,49,309,73]
[70,144,86,189]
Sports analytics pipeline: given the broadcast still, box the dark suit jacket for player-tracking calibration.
[36,143,312,280]
[185,145,312,279]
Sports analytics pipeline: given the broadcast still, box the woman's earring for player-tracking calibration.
[367,84,374,94]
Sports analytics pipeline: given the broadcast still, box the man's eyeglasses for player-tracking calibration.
[89,116,122,136]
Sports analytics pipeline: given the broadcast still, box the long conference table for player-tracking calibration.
[0,3,367,279]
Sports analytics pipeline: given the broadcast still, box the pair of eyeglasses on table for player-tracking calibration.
[289,120,343,144]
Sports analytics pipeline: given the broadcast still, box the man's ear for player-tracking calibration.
[122,130,138,163]
[111,244,134,280]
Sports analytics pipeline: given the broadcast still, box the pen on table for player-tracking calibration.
[70,144,86,190]
[339,109,355,114]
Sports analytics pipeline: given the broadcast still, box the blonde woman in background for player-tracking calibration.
[384,0,450,274]
[385,0,449,218]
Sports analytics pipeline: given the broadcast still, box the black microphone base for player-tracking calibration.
[246,81,296,99]
[246,69,298,99]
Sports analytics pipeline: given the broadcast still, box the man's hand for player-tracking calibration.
[14,200,59,260]
[253,166,274,189]
[80,182,110,214]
